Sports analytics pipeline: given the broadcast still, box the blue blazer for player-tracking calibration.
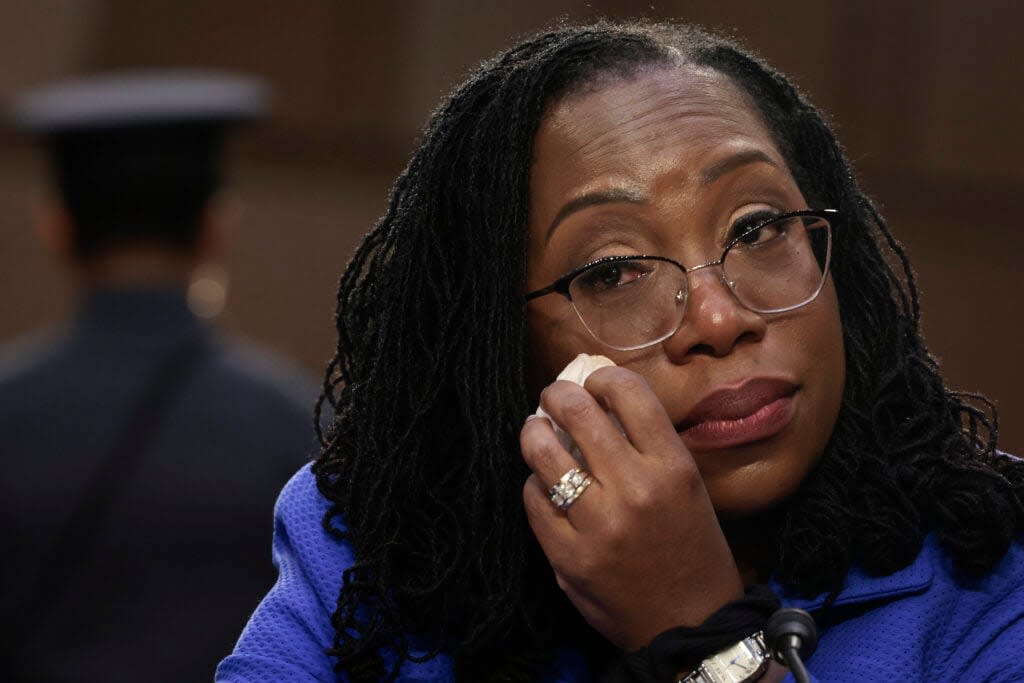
[218,465,1024,682]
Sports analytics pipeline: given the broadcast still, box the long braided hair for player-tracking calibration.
[312,21,1024,681]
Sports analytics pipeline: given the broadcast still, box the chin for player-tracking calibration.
[693,445,815,519]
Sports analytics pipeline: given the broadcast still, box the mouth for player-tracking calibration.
[676,377,799,450]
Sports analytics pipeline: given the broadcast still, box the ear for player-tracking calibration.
[194,192,242,265]
[33,199,75,263]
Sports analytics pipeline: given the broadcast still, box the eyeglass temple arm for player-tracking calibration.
[525,280,570,301]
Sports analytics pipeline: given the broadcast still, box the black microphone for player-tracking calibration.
[765,608,818,683]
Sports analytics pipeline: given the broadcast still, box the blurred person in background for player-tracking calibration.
[0,73,319,682]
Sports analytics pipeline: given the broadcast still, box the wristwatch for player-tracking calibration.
[676,631,770,683]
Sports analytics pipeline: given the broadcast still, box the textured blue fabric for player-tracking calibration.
[218,465,1024,682]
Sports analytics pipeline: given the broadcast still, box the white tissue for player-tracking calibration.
[535,353,618,463]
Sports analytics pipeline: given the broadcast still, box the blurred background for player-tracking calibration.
[2,0,1021,452]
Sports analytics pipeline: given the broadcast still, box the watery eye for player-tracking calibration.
[576,260,650,293]
[595,265,623,288]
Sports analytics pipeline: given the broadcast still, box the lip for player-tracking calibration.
[677,377,798,450]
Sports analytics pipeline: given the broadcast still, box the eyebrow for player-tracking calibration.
[699,148,778,185]
[545,187,646,243]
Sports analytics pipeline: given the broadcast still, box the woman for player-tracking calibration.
[218,21,1024,682]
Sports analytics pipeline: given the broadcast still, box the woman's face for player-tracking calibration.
[525,66,845,516]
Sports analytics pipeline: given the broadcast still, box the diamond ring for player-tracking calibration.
[549,466,593,511]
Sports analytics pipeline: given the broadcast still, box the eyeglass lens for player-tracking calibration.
[567,214,832,351]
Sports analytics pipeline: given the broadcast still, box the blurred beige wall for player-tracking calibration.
[2,0,1021,451]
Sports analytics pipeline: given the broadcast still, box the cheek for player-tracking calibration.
[524,302,595,399]
[806,281,846,404]
[791,280,845,465]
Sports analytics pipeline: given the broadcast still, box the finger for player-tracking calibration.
[523,473,581,540]
[536,379,633,480]
[521,415,601,525]
[583,365,683,458]
[520,411,600,489]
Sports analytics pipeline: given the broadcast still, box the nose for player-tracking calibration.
[662,265,767,361]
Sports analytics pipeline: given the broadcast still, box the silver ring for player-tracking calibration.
[549,466,593,511]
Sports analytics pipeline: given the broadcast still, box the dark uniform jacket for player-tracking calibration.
[0,287,319,682]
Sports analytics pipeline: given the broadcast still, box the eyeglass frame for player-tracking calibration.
[524,208,838,351]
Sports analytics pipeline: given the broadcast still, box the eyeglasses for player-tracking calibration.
[525,209,836,351]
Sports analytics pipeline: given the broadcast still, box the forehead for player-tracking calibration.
[530,66,784,205]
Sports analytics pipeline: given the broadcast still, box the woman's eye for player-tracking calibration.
[738,222,782,246]
[732,211,785,246]
[576,260,649,293]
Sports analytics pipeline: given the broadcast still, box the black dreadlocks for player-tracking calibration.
[312,20,1024,682]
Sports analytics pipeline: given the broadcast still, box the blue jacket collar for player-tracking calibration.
[771,535,936,612]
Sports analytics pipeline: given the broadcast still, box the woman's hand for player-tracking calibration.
[521,365,745,651]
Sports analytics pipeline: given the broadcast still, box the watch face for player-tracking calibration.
[722,653,760,677]
[707,638,767,683]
